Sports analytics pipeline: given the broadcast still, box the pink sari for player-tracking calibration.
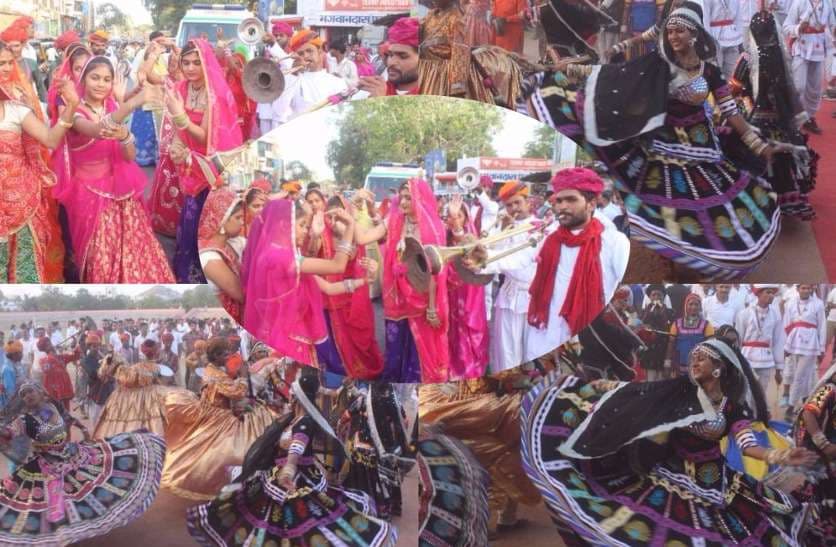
[51,56,175,283]
[355,49,376,77]
[446,209,488,380]
[150,39,243,236]
[383,178,450,382]
[241,199,327,366]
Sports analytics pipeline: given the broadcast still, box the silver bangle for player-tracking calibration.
[120,132,135,146]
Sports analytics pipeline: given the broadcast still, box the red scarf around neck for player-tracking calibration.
[527,217,604,334]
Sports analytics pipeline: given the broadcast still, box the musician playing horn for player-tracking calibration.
[280,29,348,118]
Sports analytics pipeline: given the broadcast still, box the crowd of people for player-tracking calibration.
[200,162,629,384]
[0,312,416,545]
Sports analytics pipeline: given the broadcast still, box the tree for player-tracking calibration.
[523,124,557,159]
[285,160,314,183]
[97,3,128,29]
[182,285,220,311]
[326,97,501,188]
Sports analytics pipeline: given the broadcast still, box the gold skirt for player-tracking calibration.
[92,384,177,439]
[418,58,494,103]
[161,394,276,500]
[419,381,541,506]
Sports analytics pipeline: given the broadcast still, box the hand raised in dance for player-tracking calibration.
[447,194,465,228]
[310,211,326,237]
[360,257,378,280]
[330,207,356,228]
[163,82,186,117]
[785,447,819,467]
[57,78,79,108]
[113,70,127,104]
[357,75,387,97]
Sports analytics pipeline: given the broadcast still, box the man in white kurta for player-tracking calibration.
[783,0,836,133]
[735,285,785,395]
[781,284,827,412]
[282,30,349,119]
[704,0,745,77]
[703,284,745,328]
[473,181,538,373]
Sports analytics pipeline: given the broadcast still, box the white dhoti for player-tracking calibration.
[792,56,825,117]
[785,353,818,407]
[753,367,775,397]
[716,45,742,79]
[489,307,528,374]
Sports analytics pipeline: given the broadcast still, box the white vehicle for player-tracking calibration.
[362,162,422,205]
[175,3,256,48]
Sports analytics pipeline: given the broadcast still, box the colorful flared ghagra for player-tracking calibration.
[0,403,165,545]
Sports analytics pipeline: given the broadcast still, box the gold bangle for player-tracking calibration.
[58,118,73,129]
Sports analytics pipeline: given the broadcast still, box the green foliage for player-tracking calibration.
[523,123,557,159]
[97,2,128,29]
[286,160,314,183]
[181,285,220,311]
[326,97,502,187]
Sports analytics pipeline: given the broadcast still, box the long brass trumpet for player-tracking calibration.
[403,220,550,292]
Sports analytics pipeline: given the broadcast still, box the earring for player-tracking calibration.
[712,369,721,378]
[219,227,226,235]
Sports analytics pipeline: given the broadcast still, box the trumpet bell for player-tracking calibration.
[243,58,285,103]
[403,237,432,293]
[238,17,265,46]
[457,166,480,192]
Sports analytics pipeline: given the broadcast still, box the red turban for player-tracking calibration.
[226,353,243,377]
[0,25,27,43]
[55,30,81,51]
[251,178,272,193]
[85,332,101,345]
[272,21,293,36]
[551,167,604,195]
[228,334,241,343]
[36,337,50,352]
[498,180,529,203]
[288,29,322,52]
[388,17,419,48]
[480,175,494,189]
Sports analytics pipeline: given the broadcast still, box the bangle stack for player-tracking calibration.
[173,112,190,130]
[812,431,831,450]
[742,128,769,156]
[120,132,135,147]
[57,117,73,129]
[343,279,356,293]
[335,240,353,256]
[566,64,593,80]
[765,448,791,465]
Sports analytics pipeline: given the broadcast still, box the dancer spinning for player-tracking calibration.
[521,338,820,545]
[531,1,793,278]
[186,368,396,546]
[0,382,166,545]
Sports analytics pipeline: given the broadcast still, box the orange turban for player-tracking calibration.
[88,30,109,44]
[0,25,27,43]
[498,180,529,203]
[4,340,22,354]
[281,180,302,194]
[288,29,323,52]
[85,332,101,345]
[194,340,208,352]
[226,353,243,377]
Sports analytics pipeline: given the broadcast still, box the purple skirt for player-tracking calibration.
[382,319,421,383]
[174,189,208,284]
[316,311,347,376]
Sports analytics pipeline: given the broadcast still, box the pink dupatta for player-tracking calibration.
[241,199,327,366]
[383,178,450,382]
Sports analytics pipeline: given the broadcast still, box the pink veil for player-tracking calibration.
[382,178,450,380]
[52,56,146,205]
[46,43,89,125]
[240,199,327,365]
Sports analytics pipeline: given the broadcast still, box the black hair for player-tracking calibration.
[579,190,598,203]
[326,196,343,210]
[149,31,164,41]
[329,41,346,54]
[305,188,325,202]
[181,41,198,59]
[80,56,113,81]
[709,342,769,422]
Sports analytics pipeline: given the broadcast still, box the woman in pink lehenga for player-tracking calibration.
[52,56,174,283]
[152,39,244,283]
[382,178,451,383]
[445,194,489,380]
[241,199,367,367]
[354,48,377,77]
[462,0,494,46]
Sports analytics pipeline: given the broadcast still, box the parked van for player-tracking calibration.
[175,3,256,48]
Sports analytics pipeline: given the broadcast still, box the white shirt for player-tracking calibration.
[469,192,500,235]
[109,331,130,352]
[332,57,359,88]
[66,326,79,340]
[703,295,744,328]
[20,338,34,365]
[50,331,63,347]
[783,0,835,61]
[825,287,836,322]
[286,70,348,118]
[704,0,744,47]
[783,296,827,355]
[599,202,622,222]
[524,221,631,362]
[735,304,785,369]
[257,44,295,121]
[482,215,539,314]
